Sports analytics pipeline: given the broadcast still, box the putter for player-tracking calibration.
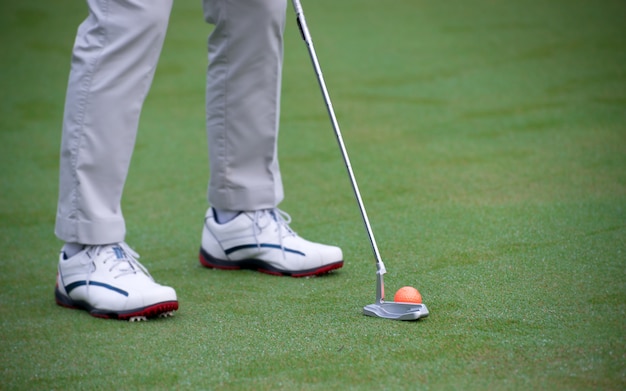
[292,0,429,321]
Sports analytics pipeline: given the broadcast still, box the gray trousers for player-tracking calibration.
[55,0,287,245]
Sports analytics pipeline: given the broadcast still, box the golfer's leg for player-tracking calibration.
[203,0,287,211]
[55,0,173,244]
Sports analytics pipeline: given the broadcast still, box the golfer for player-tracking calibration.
[54,0,343,321]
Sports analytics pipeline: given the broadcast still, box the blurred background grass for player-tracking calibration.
[1,0,624,389]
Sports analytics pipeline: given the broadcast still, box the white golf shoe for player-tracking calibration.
[199,208,343,277]
[55,242,178,321]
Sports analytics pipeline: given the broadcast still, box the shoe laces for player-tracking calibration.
[252,208,297,259]
[83,242,152,296]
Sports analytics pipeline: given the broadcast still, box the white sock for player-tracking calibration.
[62,242,85,258]
[213,208,240,224]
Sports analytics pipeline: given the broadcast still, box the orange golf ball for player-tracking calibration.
[394,286,422,304]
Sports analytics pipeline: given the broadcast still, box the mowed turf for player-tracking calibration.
[1,0,624,390]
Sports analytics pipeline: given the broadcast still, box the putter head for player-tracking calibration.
[363,260,429,321]
[363,301,429,321]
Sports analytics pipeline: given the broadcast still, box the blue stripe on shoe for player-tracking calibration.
[224,243,306,257]
[65,281,129,297]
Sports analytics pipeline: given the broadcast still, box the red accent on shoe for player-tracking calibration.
[198,253,241,270]
[116,301,179,320]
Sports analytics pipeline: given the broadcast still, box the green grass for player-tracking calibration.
[1,0,625,389]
